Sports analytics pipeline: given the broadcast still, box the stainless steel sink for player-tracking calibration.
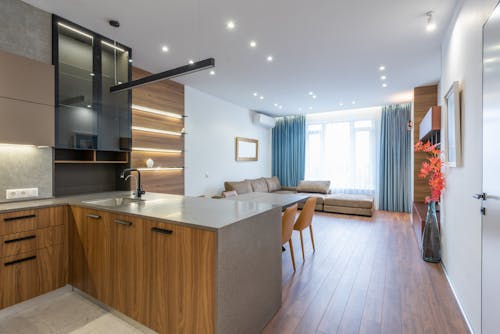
[82,197,144,208]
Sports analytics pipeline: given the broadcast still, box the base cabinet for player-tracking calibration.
[69,207,216,334]
[0,206,68,310]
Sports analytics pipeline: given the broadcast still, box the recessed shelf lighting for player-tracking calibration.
[57,22,93,39]
[250,40,257,48]
[132,104,183,119]
[267,55,273,62]
[161,45,169,52]
[101,40,125,52]
[209,70,216,75]
[132,126,183,136]
[188,59,194,64]
[379,65,385,71]
[138,167,184,171]
[226,20,235,30]
[133,147,182,153]
[87,104,92,108]
[89,73,95,77]
[380,75,387,80]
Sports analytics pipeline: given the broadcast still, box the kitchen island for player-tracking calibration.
[0,192,283,334]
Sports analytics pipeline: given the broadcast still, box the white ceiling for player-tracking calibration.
[23,0,457,116]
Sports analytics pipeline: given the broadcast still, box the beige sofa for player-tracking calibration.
[223,177,374,216]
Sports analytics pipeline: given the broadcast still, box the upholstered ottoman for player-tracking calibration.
[323,194,374,217]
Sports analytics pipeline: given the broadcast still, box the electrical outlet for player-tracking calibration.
[6,188,39,199]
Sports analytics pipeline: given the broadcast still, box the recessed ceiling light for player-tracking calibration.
[352,101,356,105]
[259,96,264,100]
[250,40,257,48]
[267,55,273,62]
[382,83,388,88]
[253,92,258,97]
[226,20,235,30]
[188,59,194,64]
[308,91,314,96]
[161,45,169,52]
[312,95,317,99]
[380,75,387,80]
[279,105,283,109]
[209,70,215,75]
[379,65,385,71]
[274,103,278,107]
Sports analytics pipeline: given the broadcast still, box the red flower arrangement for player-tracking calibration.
[414,141,445,203]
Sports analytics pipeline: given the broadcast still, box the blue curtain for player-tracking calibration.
[379,104,412,212]
[272,115,306,187]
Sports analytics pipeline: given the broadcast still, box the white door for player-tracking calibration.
[482,4,500,333]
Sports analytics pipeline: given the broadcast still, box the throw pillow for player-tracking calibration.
[296,180,331,194]
[224,180,253,194]
[265,176,282,192]
[249,178,269,192]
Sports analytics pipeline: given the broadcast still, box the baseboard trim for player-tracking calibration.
[441,263,475,334]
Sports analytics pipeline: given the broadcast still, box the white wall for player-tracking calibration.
[184,86,272,196]
[440,0,497,332]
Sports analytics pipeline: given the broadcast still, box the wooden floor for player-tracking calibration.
[262,211,470,334]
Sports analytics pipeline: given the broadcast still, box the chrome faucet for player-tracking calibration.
[120,168,145,199]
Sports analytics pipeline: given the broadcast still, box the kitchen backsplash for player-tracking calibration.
[0,145,52,201]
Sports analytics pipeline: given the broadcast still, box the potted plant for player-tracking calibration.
[415,141,445,262]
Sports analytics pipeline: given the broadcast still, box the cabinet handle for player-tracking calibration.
[4,255,36,266]
[114,219,133,226]
[87,214,101,219]
[4,214,36,222]
[4,235,36,244]
[152,227,173,235]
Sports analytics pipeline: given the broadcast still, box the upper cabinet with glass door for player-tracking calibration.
[53,16,132,151]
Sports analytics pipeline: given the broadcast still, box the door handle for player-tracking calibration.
[87,214,101,219]
[473,193,487,200]
[114,219,133,227]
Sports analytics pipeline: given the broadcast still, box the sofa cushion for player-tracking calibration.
[272,190,297,194]
[324,205,373,217]
[323,194,373,209]
[265,176,281,192]
[248,178,269,192]
[224,180,253,194]
[296,180,331,194]
[296,193,326,205]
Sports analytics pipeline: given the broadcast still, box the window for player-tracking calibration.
[305,108,381,195]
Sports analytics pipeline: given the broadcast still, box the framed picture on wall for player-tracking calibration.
[235,137,258,161]
[444,81,462,167]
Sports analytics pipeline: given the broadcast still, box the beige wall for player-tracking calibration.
[0,0,53,200]
[440,0,498,332]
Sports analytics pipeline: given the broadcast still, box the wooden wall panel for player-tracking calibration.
[413,85,438,202]
[131,67,185,195]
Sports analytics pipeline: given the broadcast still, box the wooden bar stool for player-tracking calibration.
[294,197,317,261]
[281,204,298,271]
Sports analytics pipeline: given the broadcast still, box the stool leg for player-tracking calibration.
[299,230,305,261]
[289,239,296,271]
[309,224,316,252]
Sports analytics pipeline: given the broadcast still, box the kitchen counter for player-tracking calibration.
[0,191,275,231]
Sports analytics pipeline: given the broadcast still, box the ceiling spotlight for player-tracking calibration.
[379,65,385,71]
[382,83,388,88]
[380,75,387,80]
[274,103,278,107]
[279,105,283,109]
[259,96,264,100]
[226,20,235,30]
[426,11,436,32]
[308,91,314,96]
[267,55,273,62]
[250,40,257,48]
[253,92,258,97]
[312,95,317,99]
[161,45,169,52]
[188,59,194,64]
[352,101,356,105]
[209,70,215,75]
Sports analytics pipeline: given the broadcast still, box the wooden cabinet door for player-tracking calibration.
[0,251,39,308]
[69,206,87,292]
[38,244,66,294]
[109,213,147,323]
[145,221,216,334]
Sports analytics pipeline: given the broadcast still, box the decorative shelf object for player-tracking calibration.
[419,106,441,144]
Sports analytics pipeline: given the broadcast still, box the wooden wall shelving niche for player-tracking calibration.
[54,149,129,164]
[130,67,185,195]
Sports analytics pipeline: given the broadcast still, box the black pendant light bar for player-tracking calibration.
[110,58,215,93]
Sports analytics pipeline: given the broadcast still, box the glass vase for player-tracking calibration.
[422,201,441,263]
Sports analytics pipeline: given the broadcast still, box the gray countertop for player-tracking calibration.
[0,191,276,231]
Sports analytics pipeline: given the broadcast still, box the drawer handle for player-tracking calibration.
[114,219,132,226]
[87,214,101,219]
[4,255,36,266]
[4,235,36,244]
[152,227,173,235]
[4,214,36,222]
